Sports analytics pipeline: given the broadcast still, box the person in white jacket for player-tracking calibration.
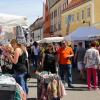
[84,41,100,90]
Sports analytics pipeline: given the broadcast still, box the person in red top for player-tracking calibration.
[57,40,74,88]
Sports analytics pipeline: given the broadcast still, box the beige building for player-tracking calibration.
[48,0,72,36]
[93,0,100,28]
[61,0,100,36]
[29,17,43,41]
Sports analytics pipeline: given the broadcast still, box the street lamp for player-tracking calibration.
[83,20,90,26]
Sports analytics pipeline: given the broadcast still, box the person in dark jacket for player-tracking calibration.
[41,44,57,74]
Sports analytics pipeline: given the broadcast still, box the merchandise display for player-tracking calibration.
[36,71,66,100]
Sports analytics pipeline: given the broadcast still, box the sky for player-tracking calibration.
[0,0,43,25]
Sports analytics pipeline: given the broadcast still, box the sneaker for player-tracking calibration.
[94,87,99,90]
[68,84,74,88]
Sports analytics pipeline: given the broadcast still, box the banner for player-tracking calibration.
[16,26,26,44]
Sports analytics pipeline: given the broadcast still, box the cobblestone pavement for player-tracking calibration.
[27,68,100,100]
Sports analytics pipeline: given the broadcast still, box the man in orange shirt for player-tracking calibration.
[57,40,74,88]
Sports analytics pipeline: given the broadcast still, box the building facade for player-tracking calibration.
[43,0,51,37]
[61,0,100,36]
[49,0,62,36]
[29,17,43,41]
[48,0,72,36]
[93,0,100,28]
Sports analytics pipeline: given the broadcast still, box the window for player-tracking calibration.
[58,7,60,16]
[50,25,54,33]
[63,3,66,11]
[51,12,53,19]
[71,15,74,23]
[82,10,85,19]
[58,6,61,16]
[54,9,57,17]
[64,0,69,5]
[87,7,91,17]
[61,4,64,12]
[65,15,72,24]
[54,23,57,32]
[58,21,61,31]
[77,12,80,21]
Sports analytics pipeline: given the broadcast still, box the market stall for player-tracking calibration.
[36,71,66,100]
[64,26,100,41]
[0,74,26,100]
[38,37,64,43]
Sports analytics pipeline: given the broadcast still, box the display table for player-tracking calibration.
[0,74,26,100]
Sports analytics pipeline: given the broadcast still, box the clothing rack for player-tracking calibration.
[36,71,66,100]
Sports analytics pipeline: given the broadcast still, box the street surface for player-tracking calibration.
[27,68,100,100]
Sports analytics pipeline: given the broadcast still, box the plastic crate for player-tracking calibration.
[0,84,16,100]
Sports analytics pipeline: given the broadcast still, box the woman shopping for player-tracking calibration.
[7,39,28,94]
[41,44,57,74]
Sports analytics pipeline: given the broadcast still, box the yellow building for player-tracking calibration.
[61,0,100,36]
[48,0,72,36]
[94,0,100,28]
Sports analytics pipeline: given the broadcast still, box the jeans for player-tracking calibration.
[14,72,29,94]
[59,64,72,85]
[33,55,39,69]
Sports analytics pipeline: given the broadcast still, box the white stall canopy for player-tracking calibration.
[0,13,28,26]
[37,37,64,43]
[64,26,100,41]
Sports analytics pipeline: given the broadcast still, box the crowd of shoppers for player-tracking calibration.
[0,38,100,98]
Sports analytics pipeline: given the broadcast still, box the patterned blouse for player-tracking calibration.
[84,47,100,69]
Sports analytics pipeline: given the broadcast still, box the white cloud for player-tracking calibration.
[0,0,43,25]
